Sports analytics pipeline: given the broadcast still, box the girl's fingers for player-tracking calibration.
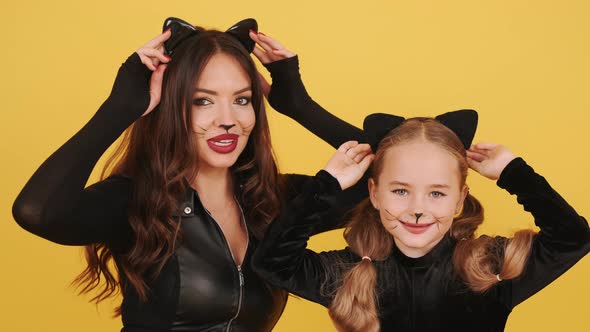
[338,141,359,154]
[358,154,375,172]
[472,142,498,151]
[467,150,486,163]
[466,157,482,172]
[348,143,372,162]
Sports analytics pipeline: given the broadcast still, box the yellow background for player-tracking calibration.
[2,0,589,331]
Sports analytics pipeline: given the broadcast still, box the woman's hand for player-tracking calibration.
[135,30,172,116]
[249,31,296,98]
[323,141,374,190]
[467,142,517,180]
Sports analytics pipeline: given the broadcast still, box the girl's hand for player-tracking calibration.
[135,30,172,116]
[323,141,374,190]
[467,142,517,180]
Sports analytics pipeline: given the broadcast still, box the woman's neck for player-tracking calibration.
[191,166,234,203]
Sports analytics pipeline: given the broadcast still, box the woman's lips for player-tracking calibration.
[207,134,239,154]
[399,221,434,234]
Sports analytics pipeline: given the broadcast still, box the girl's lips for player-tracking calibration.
[207,134,239,154]
[399,221,434,234]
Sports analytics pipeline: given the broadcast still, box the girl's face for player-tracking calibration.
[191,52,255,171]
[369,140,468,258]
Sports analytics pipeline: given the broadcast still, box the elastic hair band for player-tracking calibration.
[362,256,372,262]
[496,274,502,282]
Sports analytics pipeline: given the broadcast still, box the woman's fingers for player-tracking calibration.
[144,29,172,49]
[139,48,171,66]
[252,45,271,64]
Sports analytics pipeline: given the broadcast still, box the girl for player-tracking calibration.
[11,18,367,331]
[252,111,590,332]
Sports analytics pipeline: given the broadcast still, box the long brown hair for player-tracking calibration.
[329,118,536,331]
[73,29,282,311]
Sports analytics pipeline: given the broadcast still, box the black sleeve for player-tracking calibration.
[264,56,365,148]
[11,53,152,246]
[280,172,369,235]
[253,170,356,307]
[493,158,590,309]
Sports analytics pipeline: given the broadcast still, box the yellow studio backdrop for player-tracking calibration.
[1,0,588,331]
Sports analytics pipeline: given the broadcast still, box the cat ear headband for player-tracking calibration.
[363,109,478,151]
[162,17,258,56]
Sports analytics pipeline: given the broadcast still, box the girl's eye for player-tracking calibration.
[431,191,446,198]
[392,189,408,196]
[235,96,251,106]
[193,98,212,106]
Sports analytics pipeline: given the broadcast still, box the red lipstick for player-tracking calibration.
[207,134,239,154]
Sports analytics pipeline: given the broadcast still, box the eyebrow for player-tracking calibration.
[388,181,450,189]
[194,87,251,96]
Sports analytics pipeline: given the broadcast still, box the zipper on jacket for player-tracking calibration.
[201,198,248,332]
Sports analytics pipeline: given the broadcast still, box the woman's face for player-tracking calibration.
[191,52,255,171]
[369,140,468,257]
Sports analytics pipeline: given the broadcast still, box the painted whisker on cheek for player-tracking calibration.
[383,209,402,230]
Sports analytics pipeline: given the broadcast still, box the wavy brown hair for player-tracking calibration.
[329,118,536,331]
[72,29,282,312]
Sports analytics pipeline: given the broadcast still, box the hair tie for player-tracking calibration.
[362,256,372,262]
[496,274,502,282]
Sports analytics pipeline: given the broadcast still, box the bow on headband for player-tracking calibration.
[363,109,478,151]
[162,17,258,56]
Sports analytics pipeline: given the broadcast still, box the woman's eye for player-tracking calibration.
[431,191,446,198]
[235,96,251,106]
[392,189,408,196]
[193,98,212,106]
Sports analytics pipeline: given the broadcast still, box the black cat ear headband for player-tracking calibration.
[162,17,258,56]
[363,109,478,151]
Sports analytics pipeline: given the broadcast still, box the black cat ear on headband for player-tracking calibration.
[162,17,258,56]
[163,17,199,56]
[363,113,406,151]
[435,109,478,149]
[225,18,258,53]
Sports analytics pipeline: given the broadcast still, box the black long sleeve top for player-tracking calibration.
[252,158,590,332]
[11,53,365,331]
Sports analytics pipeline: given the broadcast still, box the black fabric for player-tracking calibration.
[252,158,590,332]
[12,52,366,331]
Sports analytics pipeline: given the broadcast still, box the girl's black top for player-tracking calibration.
[11,54,366,331]
[252,159,590,332]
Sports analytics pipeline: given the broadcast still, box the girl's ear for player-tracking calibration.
[456,185,469,214]
[368,178,379,210]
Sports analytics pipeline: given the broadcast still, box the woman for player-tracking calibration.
[11,18,366,331]
[252,110,590,332]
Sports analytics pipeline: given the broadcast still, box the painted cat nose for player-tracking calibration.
[414,213,423,223]
[220,124,236,132]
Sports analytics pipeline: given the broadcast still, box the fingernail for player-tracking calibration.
[164,55,172,61]
[164,28,171,34]
[249,29,256,34]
